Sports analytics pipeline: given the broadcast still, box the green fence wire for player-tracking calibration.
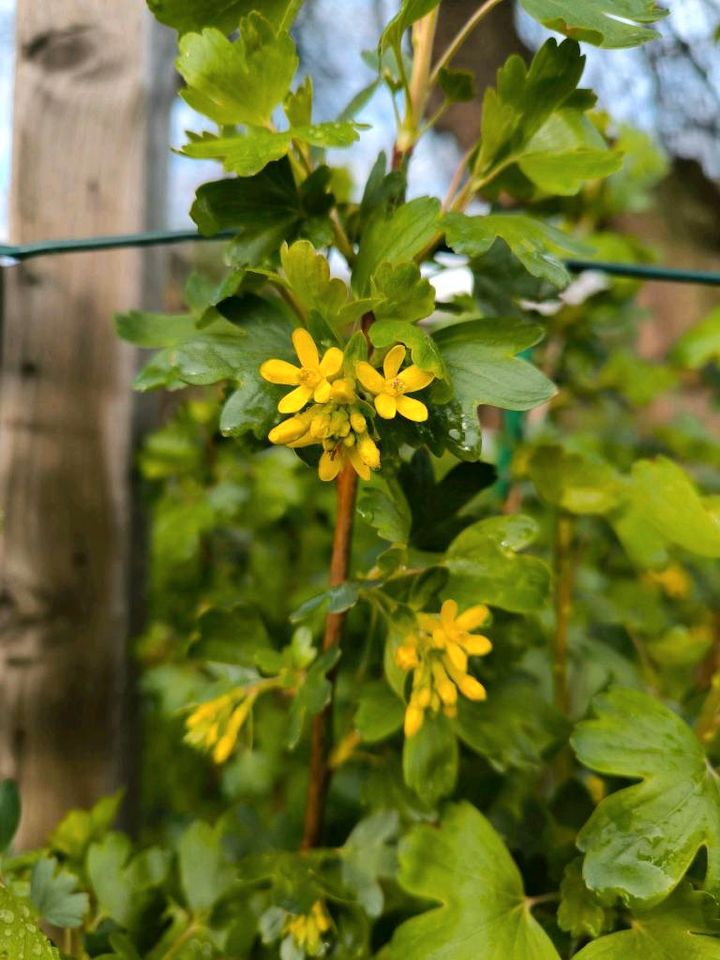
[0,229,720,286]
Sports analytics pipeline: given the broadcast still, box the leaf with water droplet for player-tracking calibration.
[0,885,60,959]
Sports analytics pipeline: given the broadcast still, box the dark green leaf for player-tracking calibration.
[358,483,412,545]
[380,0,441,52]
[355,682,404,743]
[342,812,398,917]
[0,780,20,852]
[287,649,342,749]
[445,515,551,612]
[438,67,476,103]
[558,859,614,940]
[30,858,89,929]
[189,604,270,665]
[434,319,556,413]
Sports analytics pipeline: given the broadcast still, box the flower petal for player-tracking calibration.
[260,358,301,385]
[278,384,313,413]
[462,635,493,657]
[292,328,319,368]
[398,365,434,392]
[441,599,458,629]
[313,380,332,403]
[319,450,342,482]
[358,435,380,470]
[348,447,372,480]
[320,346,343,378]
[396,395,428,422]
[375,393,397,419]
[456,604,490,631]
[383,344,406,379]
[269,415,309,445]
[356,361,385,395]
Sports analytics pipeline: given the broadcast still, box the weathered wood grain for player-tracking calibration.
[0,1,152,847]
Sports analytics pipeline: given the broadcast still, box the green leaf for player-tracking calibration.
[520,0,668,49]
[148,0,304,35]
[342,812,398,917]
[455,676,569,772]
[87,833,170,929]
[433,319,556,413]
[391,802,561,959]
[380,0,441,52]
[191,159,332,260]
[178,821,235,912]
[0,885,60,959]
[281,240,368,328]
[558,859,614,940]
[371,322,446,379]
[0,780,20,852]
[358,483,412,545]
[402,713,458,805]
[30,858,89,929]
[573,884,720,959]
[443,212,588,288]
[630,458,720,558]
[477,39,586,177]
[353,197,441,295]
[189,604,270,665]
[399,453,497,552]
[529,445,621,515]
[445,515,551,612]
[517,108,622,195]
[287,649,342,749]
[672,307,720,369]
[355,682,404,743]
[182,121,365,177]
[115,312,200,348]
[438,67,476,103]
[177,15,297,126]
[371,261,435,324]
[50,792,123,863]
[572,687,720,906]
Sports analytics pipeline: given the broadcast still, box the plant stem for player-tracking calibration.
[553,513,574,717]
[301,464,359,849]
[394,9,440,167]
[429,0,506,85]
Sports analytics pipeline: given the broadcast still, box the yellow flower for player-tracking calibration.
[260,328,343,414]
[285,901,331,956]
[395,599,492,737]
[356,344,434,421]
[645,565,691,600]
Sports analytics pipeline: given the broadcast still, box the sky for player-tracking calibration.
[0,1,719,238]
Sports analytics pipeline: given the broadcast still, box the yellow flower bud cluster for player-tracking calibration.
[283,900,332,957]
[645,564,691,600]
[185,688,255,764]
[396,599,492,737]
[260,330,435,482]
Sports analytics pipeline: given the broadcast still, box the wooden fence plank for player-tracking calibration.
[0,1,152,847]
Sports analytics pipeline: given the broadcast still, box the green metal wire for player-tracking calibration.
[0,229,719,286]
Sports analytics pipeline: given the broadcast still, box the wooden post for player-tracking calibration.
[0,1,156,847]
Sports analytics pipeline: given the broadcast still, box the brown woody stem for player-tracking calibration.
[300,464,359,850]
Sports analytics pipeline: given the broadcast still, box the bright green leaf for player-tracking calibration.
[371,261,435,324]
[558,859,614,940]
[0,885,60,959]
[380,0,441,52]
[358,483,412,545]
[287,649,342,749]
[573,884,720,958]
[443,212,589,288]
[572,687,720,906]
[520,0,668,49]
[353,197,441,295]
[50,792,123,863]
[87,833,170,929]
[631,458,720,558]
[391,802,561,959]
[672,307,720,369]
[177,16,297,126]
[178,821,235,912]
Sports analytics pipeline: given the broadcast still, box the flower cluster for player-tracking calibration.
[261,331,434,481]
[185,680,276,764]
[396,599,492,737]
[283,901,332,957]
